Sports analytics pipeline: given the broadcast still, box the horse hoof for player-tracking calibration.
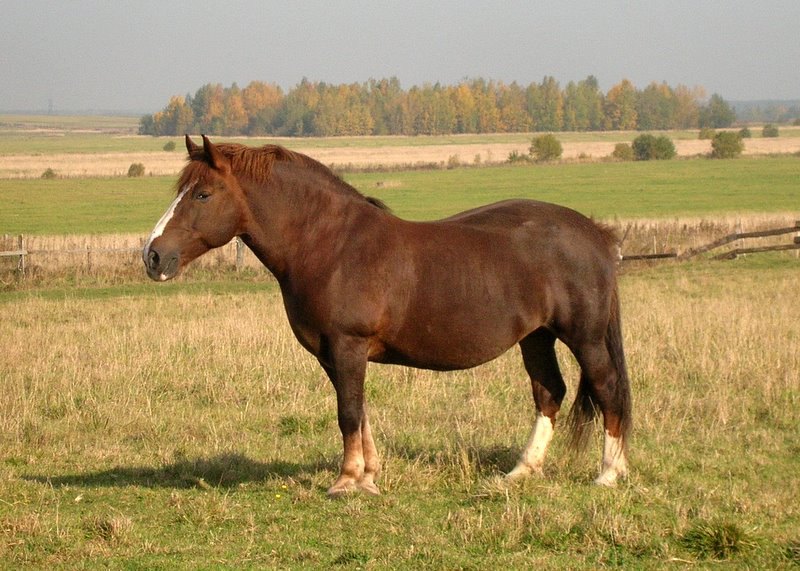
[593,468,626,487]
[327,479,358,498]
[358,479,381,496]
[505,464,543,482]
[327,478,381,498]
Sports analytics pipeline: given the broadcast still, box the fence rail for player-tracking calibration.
[0,236,246,278]
[3,223,799,277]
[621,221,800,263]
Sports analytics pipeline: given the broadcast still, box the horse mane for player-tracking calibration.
[177,142,390,211]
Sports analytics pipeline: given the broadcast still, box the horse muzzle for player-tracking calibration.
[143,246,180,282]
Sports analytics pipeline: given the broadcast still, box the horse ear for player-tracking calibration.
[202,135,230,174]
[185,134,201,157]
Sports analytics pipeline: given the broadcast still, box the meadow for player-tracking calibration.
[1,257,799,568]
[1,122,799,567]
[1,157,799,235]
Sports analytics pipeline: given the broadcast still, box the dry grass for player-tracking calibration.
[0,256,798,566]
[2,136,798,178]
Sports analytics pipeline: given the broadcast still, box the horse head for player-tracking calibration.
[143,135,246,281]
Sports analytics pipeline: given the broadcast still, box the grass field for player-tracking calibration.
[1,157,799,236]
[1,257,798,568]
[1,120,799,567]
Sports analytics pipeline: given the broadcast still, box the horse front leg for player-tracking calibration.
[321,335,381,497]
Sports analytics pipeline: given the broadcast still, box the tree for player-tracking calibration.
[699,94,735,128]
[529,134,563,161]
[710,131,744,158]
[537,76,564,131]
[632,134,676,160]
[636,82,677,130]
[604,79,638,130]
[673,84,705,128]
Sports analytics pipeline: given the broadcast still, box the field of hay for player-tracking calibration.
[2,136,799,179]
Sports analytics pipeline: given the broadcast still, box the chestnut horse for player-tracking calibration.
[143,136,631,496]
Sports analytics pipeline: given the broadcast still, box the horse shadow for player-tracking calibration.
[23,446,525,491]
[23,452,336,490]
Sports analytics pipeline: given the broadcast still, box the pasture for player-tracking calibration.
[1,157,799,235]
[1,258,799,568]
[1,123,799,567]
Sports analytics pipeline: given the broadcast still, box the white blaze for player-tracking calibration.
[142,184,192,259]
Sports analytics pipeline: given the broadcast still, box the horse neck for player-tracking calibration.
[239,163,370,280]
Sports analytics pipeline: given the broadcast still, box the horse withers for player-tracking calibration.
[143,135,632,496]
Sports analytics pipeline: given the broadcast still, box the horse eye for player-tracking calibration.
[195,191,211,201]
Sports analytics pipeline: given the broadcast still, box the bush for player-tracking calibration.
[762,124,779,137]
[611,143,634,161]
[507,150,532,164]
[738,127,752,138]
[127,163,146,177]
[163,141,176,151]
[632,134,676,161]
[529,134,563,162]
[699,127,716,140]
[710,131,744,159]
[41,168,57,179]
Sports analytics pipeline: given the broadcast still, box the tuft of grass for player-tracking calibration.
[83,515,133,545]
[681,520,757,559]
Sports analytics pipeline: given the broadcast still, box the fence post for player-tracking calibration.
[235,237,244,272]
[18,234,25,278]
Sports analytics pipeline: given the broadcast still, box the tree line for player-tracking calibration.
[139,76,737,137]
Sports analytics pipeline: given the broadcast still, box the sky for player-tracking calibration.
[1,0,799,114]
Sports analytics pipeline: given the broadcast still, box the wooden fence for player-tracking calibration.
[621,221,800,262]
[1,236,247,279]
[2,222,799,277]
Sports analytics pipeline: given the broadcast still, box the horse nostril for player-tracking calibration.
[148,250,160,269]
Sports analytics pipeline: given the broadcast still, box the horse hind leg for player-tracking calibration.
[506,329,566,480]
[570,339,631,486]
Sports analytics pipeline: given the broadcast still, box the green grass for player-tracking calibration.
[1,157,798,235]
[1,257,798,568]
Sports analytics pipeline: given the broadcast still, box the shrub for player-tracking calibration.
[507,150,532,164]
[41,168,57,179]
[738,127,752,138]
[699,127,716,140]
[529,134,563,162]
[762,124,779,138]
[710,131,744,159]
[127,163,146,177]
[163,141,177,151]
[611,143,634,161]
[632,134,676,161]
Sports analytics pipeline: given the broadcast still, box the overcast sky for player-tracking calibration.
[2,0,798,113]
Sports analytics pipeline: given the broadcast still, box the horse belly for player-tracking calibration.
[380,295,542,371]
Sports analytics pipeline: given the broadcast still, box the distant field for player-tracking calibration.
[2,114,799,178]
[1,157,798,236]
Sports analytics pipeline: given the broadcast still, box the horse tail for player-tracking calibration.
[567,285,632,453]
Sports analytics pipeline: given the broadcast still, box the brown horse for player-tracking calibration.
[143,135,632,496]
